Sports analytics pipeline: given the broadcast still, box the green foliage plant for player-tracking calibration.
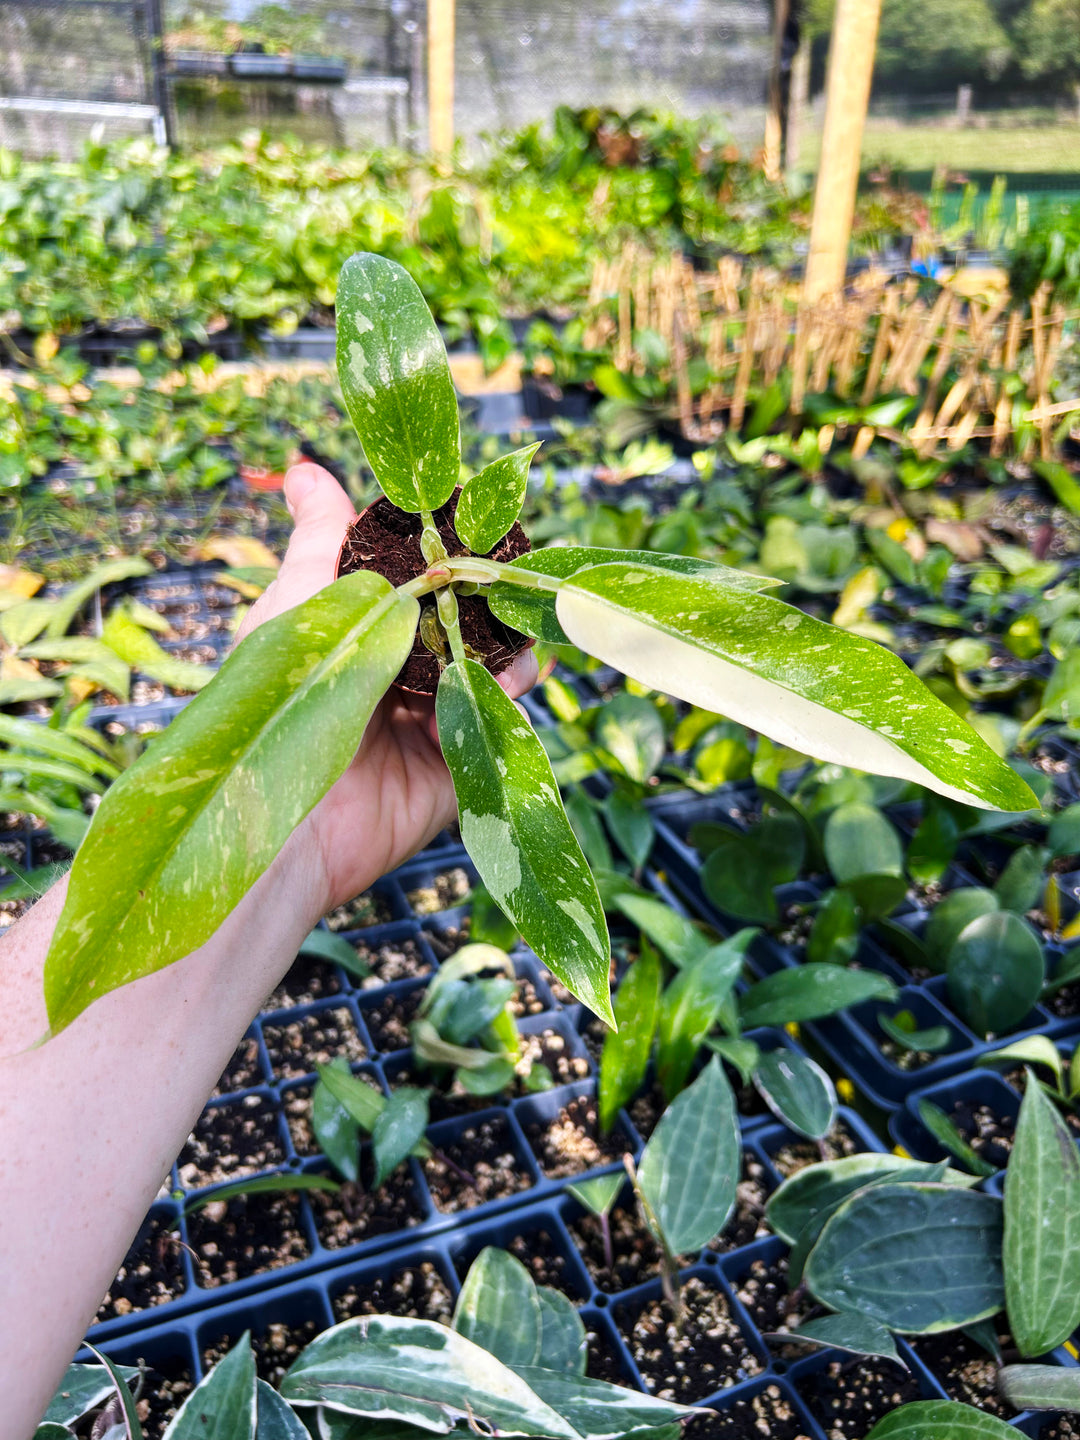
[40,252,1036,1038]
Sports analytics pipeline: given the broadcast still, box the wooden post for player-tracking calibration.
[785,35,810,176]
[428,0,455,154]
[803,0,882,302]
[762,0,789,183]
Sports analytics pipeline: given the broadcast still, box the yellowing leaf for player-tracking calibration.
[196,536,281,571]
[833,567,881,629]
[0,565,44,599]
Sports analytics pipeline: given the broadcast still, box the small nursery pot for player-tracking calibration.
[239,464,287,492]
[335,489,534,697]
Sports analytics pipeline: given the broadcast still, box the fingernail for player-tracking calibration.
[284,465,318,517]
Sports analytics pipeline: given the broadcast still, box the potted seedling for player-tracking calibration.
[40,253,1037,1040]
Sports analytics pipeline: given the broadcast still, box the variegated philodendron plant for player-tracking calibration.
[42,253,1036,1034]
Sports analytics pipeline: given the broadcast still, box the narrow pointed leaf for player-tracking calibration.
[43,1363,139,1427]
[554,563,1036,811]
[638,1056,739,1254]
[312,1061,362,1183]
[535,1288,588,1375]
[101,610,216,693]
[183,1172,341,1215]
[976,1036,1064,1088]
[877,1011,951,1054]
[315,1062,387,1134]
[453,1247,542,1367]
[455,444,540,554]
[567,1171,623,1217]
[764,1314,905,1366]
[600,941,661,1131]
[866,1401,1018,1439]
[0,754,105,793]
[45,573,418,1034]
[255,1381,308,1440]
[705,1035,760,1086]
[0,715,119,778]
[766,1154,976,1244]
[45,557,153,639]
[998,1365,1080,1410]
[739,965,896,1029]
[1,597,53,648]
[614,892,709,968]
[164,1334,256,1440]
[336,253,459,512]
[437,657,612,1025]
[753,1050,837,1140]
[300,929,370,980]
[657,935,748,1098]
[281,1316,579,1439]
[604,791,654,871]
[804,1183,1004,1333]
[509,1368,697,1440]
[917,1099,998,1177]
[1004,1069,1080,1356]
[372,1087,429,1188]
[77,1344,143,1440]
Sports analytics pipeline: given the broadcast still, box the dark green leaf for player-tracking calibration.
[753,1050,837,1140]
[564,789,613,873]
[878,1011,951,1054]
[469,883,519,949]
[916,1100,998,1178]
[907,806,959,886]
[738,965,896,1029]
[452,1247,542,1367]
[299,929,370,980]
[866,1400,1018,1439]
[925,888,1000,973]
[372,1087,429,1188]
[994,845,1047,916]
[509,1369,697,1440]
[255,1381,308,1440]
[766,1154,974,1244]
[600,942,661,1132]
[535,1288,588,1375]
[183,1172,341,1215]
[700,814,805,925]
[705,1035,760,1086]
[604,791,655,871]
[657,934,748,1098]
[455,445,540,555]
[315,1060,386,1133]
[312,1060,362,1183]
[763,1313,905,1366]
[998,1365,1080,1410]
[1049,803,1080,861]
[807,887,860,966]
[946,911,1045,1036]
[163,1332,255,1439]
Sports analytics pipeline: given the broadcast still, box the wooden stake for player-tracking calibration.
[763,0,790,183]
[428,0,455,154]
[804,0,882,302]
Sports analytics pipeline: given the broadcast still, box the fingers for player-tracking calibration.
[235,463,357,641]
[496,645,540,700]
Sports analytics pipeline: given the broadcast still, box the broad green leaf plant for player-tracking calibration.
[42,252,1036,1037]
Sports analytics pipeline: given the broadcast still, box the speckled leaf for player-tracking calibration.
[739,965,896,1029]
[766,1155,975,1244]
[638,1056,739,1254]
[998,1366,1080,1410]
[535,1288,588,1375]
[1004,1071,1080,1356]
[336,253,459,513]
[753,1050,837,1140]
[163,1333,256,1440]
[866,1401,1018,1439]
[255,1381,308,1440]
[554,563,1036,812]
[510,1369,697,1440]
[763,1314,905,1366]
[488,547,779,646]
[43,1363,139,1428]
[372,1086,429,1188]
[45,573,418,1034]
[600,939,661,1131]
[804,1183,1004,1333]
[453,1247,542,1367]
[69,1345,144,1440]
[437,657,612,1025]
[281,1316,578,1439]
[946,910,1045,1037]
[455,444,540,554]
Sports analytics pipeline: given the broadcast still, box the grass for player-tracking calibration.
[798,117,1080,183]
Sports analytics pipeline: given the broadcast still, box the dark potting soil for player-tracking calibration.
[203,1316,319,1387]
[261,1006,367,1081]
[619,1275,763,1402]
[362,987,425,1053]
[1043,981,1080,1020]
[1004,1067,1080,1136]
[134,1356,194,1440]
[177,1094,286,1189]
[586,1328,632,1386]
[424,921,469,960]
[309,1167,425,1248]
[526,1094,630,1179]
[424,1117,534,1211]
[569,1201,662,1291]
[945,1097,1016,1167]
[212,1033,264,1096]
[731,1252,814,1340]
[1034,1420,1080,1439]
[337,491,531,694]
[333,1261,455,1323]
[326,889,394,931]
[797,1357,923,1439]
[910,1326,1018,1416]
[706,1155,774,1252]
[93,1210,185,1324]
[579,1015,608,1067]
[263,954,342,1010]
[356,935,432,987]
[405,867,472,914]
[770,1123,861,1178]
[187,1191,310,1287]
[509,977,548,1019]
[282,1072,381,1156]
[687,1385,814,1440]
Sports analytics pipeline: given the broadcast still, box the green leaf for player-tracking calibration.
[436,657,612,1025]
[0,753,105,793]
[535,1288,588,1376]
[1049,803,1080,861]
[766,1154,976,1244]
[489,547,779,646]
[45,557,153,640]
[907,806,959,886]
[866,1400,1019,1439]
[312,1060,362,1183]
[0,675,63,705]
[657,934,748,1098]
[0,597,53,648]
[0,714,118,778]
[946,910,1045,1036]
[976,1036,1064,1089]
[336,252,459,513]
[600,941,661,1132]
[994,844,1047,915]
[299,928,370,980]
[700,814,805,924]
[372,1087,429,1188]
[704,1035,760,1086]
[455,444,540,555]
[998,1365,1080,1411]
[824,803,903,884]
[638,1055,739,1254]
[43,1363,140,1427]
[804,1183,1004,1333]
[738,965,897,1029]
[77,1343,144,1440]
[163,1333,255,1440]
[614,892,708,968]
[595,693,665,785]
[280,1317,578,1439]
[316,1061,389,1135]
[554,563,1036,812]
[1004,1070,1080,1356]
[916,1099,998,1178]
[255,1380,308,1440]
[469,882,519,949]
[509,1369,696,1440]
[44,573,418,1034]
[33,1425,71,1439]
[764,1313,905,1366]
[452,1246,542,1367]
[877,1011,951,1054]
[183,1172,341,1215]
[753,1050,837,1140]
[925,889,1000,973]
[567,1171,623,1218]
[564,789,613,873]
[604,791,655,871]
[808,887,861,966]
[101,609,216,693]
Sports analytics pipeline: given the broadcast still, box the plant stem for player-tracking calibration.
[437,586,467,664]
[419,508,449,566]
[396,556,563,601]
[601,1209,614,1274]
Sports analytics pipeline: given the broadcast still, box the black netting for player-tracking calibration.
[0,0,152,102]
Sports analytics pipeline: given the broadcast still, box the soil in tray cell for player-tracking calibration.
[187,1190,310,1287]
[525,1094,631,1179]
[630,1077,768,1139]
[177,1094,285,1189]
[706,1154,774,1253]
[263,954,342,1010]
[309,1165,426,1248]
[686,1385,814,1440]
[261,1006,366,1080]
[135,1356,194,1440]
[333,1261,454,1323]
[203,1317,320,1388]
[93,1210,185,1324]
[355,934,433,987]
[769,1122,862,1178]
[1035,1421,1080,1439]
[570,1199,663,1292]
[405,866,472,914]
[283,1073,382,1156]
[910,1325,1020,1417]
[937,1095,1017,1168]
[586,1327,631,1386]
[212,1033,264,1097]
[362,987,426,1054]
[424,1117,534,1211]
[796,1357,924,1439]
[731,1251,815,1340]
[326,888,395,931]
[618,1275,763,1403]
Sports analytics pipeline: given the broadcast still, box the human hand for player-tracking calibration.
[237,463,538,914]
